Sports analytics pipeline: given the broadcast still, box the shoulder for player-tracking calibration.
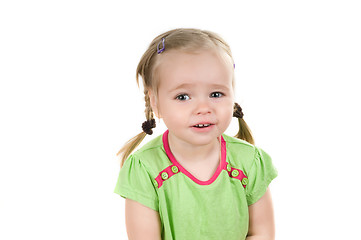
[222,134,257,157]
[222,134,255,149]
[126,134,171,177]
[223,134,277,205]
[134,134,164,156]
[222,134,266,171]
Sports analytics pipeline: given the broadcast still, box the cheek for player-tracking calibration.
[157,102,182,121]
[223,98,234,114]
[221,103,234,123]
[225,108,234,121]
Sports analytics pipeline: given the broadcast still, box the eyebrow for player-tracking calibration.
[170,83,230,92]
[170,83,193,92]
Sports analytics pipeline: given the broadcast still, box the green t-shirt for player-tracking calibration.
[114,130,277,240]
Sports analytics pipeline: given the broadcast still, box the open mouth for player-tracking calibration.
[193,123,213,128]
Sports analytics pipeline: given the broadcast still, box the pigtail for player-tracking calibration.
[233,103,254,145]
[235,118,254,145]
[117,132,146,167]
[116,32,161,168]
[117,90,156,167]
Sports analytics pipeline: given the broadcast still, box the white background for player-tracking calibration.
[1,0,360,239]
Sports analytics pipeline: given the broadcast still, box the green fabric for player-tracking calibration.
[114,134,277,240]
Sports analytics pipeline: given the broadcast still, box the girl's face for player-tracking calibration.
[150,49,234,148]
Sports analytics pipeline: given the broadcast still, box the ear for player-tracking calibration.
[148,89,161,118]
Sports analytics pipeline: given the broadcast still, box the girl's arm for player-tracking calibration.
[125,199,162,240]
[246,188,275,240]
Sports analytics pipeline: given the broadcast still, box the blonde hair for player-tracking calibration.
[117,28,254,167]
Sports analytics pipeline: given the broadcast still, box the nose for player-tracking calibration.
[195,98,212,115]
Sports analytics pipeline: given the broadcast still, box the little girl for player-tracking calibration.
[114,28,277,240]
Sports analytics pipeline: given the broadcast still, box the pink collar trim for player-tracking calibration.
[162,130,227,186]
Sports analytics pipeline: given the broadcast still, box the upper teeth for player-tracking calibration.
[196,124,210,127]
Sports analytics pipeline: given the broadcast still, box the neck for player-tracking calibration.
[167,133,221,165]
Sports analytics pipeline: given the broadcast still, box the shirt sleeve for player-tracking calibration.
[114,155,159,211]
[246,147,278,206]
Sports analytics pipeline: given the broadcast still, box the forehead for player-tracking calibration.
[156,49,234,90]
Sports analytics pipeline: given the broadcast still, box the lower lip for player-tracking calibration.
[191,124,215,133]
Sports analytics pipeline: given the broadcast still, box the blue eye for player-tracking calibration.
[176,94,190,101]
[210,92,223,98]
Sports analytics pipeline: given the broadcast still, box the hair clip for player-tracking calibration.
[157,38,165,54]
[142,118,156,135]
[233,103,244,119]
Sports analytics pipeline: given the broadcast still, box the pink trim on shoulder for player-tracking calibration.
[162,130,227,186]
[154,164,180,188]
[225,163,248,188]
